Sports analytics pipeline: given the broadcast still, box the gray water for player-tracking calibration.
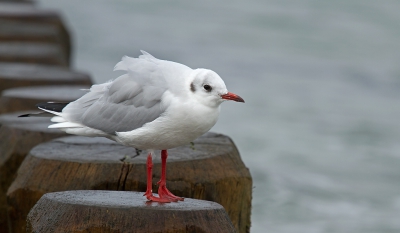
[37,1,400,232]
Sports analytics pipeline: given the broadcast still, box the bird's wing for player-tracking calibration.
[60,52,169,134]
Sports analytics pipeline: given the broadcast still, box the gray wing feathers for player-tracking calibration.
[61,53,167,134]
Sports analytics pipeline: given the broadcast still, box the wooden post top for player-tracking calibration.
[1,85,89,102]
[0,85,90,114]
[0,42,68,66]
[0,62,89,81]
[29,133,235,164]
[0,63,92,92]
[37,190,225,210]
[27,190,237,233]
[0,19,59,41]
[9,132,250,232]
[0,111,59,133]
[0,2,72,65]
[0,3,59,20]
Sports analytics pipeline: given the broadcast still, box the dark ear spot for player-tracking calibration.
[190,82,196,92]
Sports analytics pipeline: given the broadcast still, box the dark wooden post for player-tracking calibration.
[27,190,237,233]
[0,63,92,93]
[0,42,68,66]
[0,85,89,114]
[7,133,252,233]
[0,2,71,65]
[0,112,68,233]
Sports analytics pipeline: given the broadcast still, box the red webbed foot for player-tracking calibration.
[144,152,171,203]
[157,180,184,202]
[143,189,171,203]
[157,150,184,201]
[144,150,184,203]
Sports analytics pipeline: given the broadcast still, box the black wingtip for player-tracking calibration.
[36,102,47,108]
[18,114,30,117]
[36,102,69,112]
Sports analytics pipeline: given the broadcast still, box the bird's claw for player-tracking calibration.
[144,190,171,203]
[157,182,184,202]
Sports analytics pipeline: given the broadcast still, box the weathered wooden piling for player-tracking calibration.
[0,83,90,231]
[7,133,252,233]
[27,190,237,233]
[0,63,92,93]
[0,42,67,66]
[0,85,89,114]
[1,2,252,233]
[0,17,65,44]
[0,112,68,233]
[0,2,71,65]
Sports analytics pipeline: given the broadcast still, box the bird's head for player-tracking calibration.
[189,69,244,108]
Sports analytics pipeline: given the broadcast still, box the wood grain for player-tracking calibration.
[7,133,252,233]
[0,2,71,65]
[27,190,237,233]
[0,85,90,114]
[0,62,92,93]
[0,112,67,233]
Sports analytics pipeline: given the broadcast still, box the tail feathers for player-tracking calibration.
[18,102,68,118]
[48,122,83,128]
[50,116,66,123]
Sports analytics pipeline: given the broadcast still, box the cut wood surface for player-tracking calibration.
[0,19,59,43]
[0,85,90,114]
[27,190,237,233]
[0,62,92,92]
[0,42,68,66]
[0,2,71,64]
[0,0,33,2]
[8,133,252,233]
[0,111,67,233]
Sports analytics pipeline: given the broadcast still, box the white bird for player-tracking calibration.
[24,51,244,202]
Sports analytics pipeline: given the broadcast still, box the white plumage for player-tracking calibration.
[36,50,244,202]
[41,51,242,150]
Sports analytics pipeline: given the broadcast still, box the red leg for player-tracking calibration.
[157,150,184,201]
[143,153,170,203]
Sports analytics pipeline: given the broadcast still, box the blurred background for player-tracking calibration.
[37,0,400,232]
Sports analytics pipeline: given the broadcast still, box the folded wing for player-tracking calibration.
[53,52,168,135]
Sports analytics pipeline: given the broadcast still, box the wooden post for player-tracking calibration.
[0,42,68,66]
[0,2,71,65]
[0,112,67,233]
[27,190,237,233]
[0,85,90,114]
[0,17,65,45]
[0,63,92,93]
[8,133,252,233]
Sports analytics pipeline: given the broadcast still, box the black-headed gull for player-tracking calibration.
[23,51,244,202]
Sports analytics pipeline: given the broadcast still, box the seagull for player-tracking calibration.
[22,51,244,202]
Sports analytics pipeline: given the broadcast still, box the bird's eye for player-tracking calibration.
[203,84,212,92]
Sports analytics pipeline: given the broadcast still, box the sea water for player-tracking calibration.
[37,0,400,232]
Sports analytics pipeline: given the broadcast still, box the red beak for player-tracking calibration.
[221,92,245,103]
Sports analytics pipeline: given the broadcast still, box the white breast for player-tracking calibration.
[113,95,220,150]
